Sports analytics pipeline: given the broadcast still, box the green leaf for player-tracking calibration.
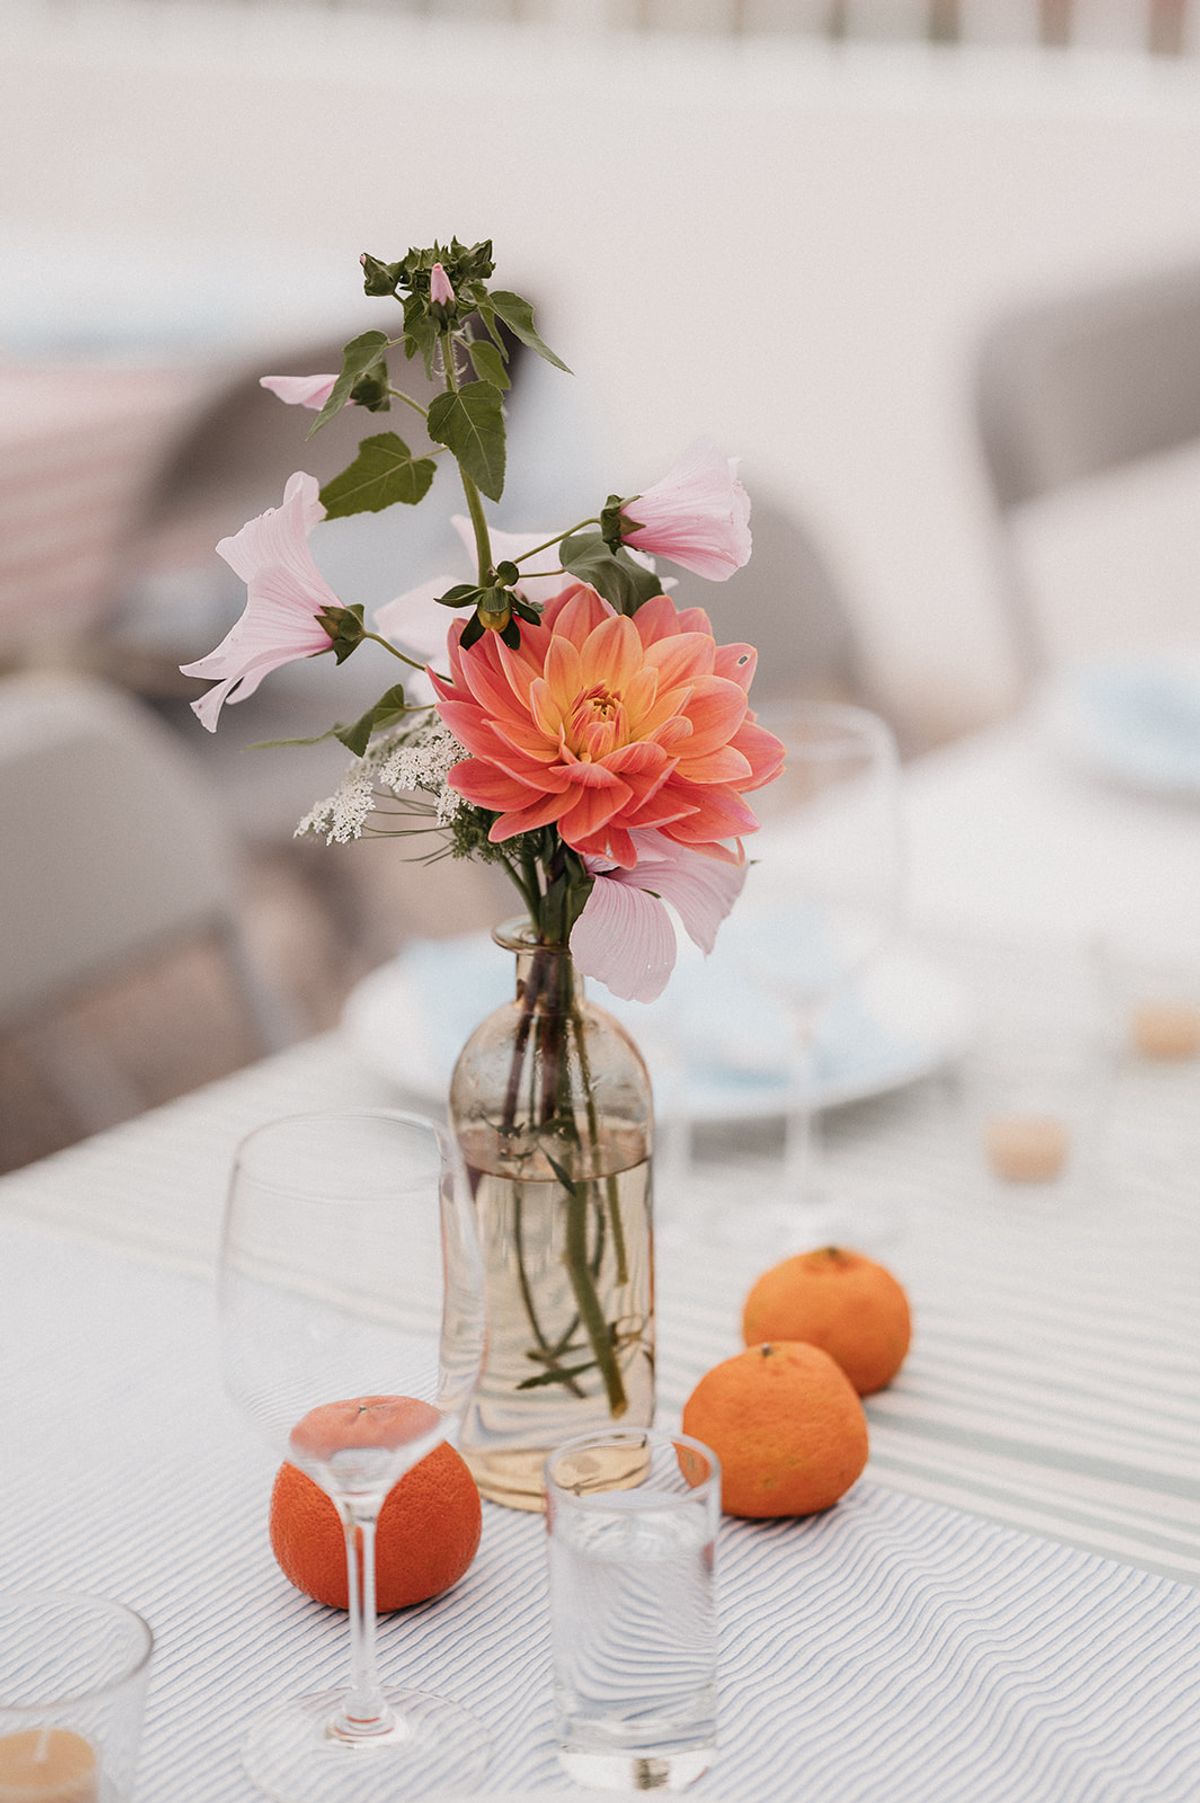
[517,1358,599,1391]
[317,602,366,664]
[488,290,571,373]
[545,1152,582,1198]
[360,253,404,296]
[308,331,390,438]
[318,433,436,519]
[460,611,485,651]
[436,583,484,609]
[334,684,410,758]
[560,532,665,615]
[426,381,506,502]
[475,299,507,352]
[467,336,510,391]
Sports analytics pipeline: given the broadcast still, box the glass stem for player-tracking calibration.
[785,1013,823,1207]
[335,1501,391,1736]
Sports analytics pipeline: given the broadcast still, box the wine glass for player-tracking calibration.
[734,702,904,1249]
[219,1110,488,1802]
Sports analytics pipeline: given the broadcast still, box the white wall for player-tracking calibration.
[6,9,1200,736]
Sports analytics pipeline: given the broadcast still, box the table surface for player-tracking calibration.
[2,717,1199,1798]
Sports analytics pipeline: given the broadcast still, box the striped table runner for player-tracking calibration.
[1,1213,1197,1802]
[3,1025,1197,1587]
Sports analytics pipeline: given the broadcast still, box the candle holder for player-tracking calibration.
[0,1592,153,1802]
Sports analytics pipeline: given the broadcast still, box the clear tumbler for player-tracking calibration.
[0,1591,153,1801]
[545,1429,720,1794]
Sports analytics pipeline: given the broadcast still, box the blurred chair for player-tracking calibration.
[0,671,286,1143]
[700,489,886,717]
[976,262,1200,687]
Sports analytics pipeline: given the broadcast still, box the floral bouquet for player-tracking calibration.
[184,238,784,1502]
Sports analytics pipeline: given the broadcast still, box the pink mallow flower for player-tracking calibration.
[571,829,747,1003]
[180,472,339,731]
[432,585,784,869]
[259,374,339,411]
[429,262,456,307]
[620,439,752,582]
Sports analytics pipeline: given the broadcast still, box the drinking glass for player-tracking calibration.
[0,1591,153,1802]
[219,1110,488,1803]
[545,1429,720,1794]
[736,702,904,1248]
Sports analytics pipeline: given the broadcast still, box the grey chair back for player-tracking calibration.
[976,262,1200,684]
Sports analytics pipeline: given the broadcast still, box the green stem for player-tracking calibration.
[563,1165,627,1419]
[572,1004,628,1286]
[386,386,430,420]
[513,519,598,564]
[442,330,493,585]
[361,632,449,683]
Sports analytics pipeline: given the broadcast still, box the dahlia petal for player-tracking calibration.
[450,759,544,811]
[731,715,788,790]
[643,631,717,691]
[580,614,642,694]
[570,877,678,1004]
[544,634,583,712]
[663,779,760,841]
[560,771,634,843]
[674,607,715,636]
[679,675,749,758]
[674,743,754,785]
[489,790,574,840]
[632,593,683,648]
[714,643,758,691]
[547,584,612,641]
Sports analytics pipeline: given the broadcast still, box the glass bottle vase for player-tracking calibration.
[451,922,655,1510]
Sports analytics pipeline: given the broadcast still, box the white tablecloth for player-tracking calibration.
[3,719,1200,1796]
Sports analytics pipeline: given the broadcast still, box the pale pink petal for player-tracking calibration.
[430,263,455,307]
[181,472,339,730]
[571,875,678,1003]
[625,832,747,954]
[374,577,455,701]
[259,374,339,411]
[621,440,752,582]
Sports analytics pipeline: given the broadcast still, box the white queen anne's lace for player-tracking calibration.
[295,717,466,845]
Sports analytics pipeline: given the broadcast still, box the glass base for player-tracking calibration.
[559,1745,714,1792]
[243,1687,489,1801]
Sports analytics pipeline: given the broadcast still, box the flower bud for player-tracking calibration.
[430,262,456,308]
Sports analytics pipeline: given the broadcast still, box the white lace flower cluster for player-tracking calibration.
[295,717,466,845]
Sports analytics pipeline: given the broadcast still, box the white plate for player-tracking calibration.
[1045,653,1200,799]
[343,934,971,1124]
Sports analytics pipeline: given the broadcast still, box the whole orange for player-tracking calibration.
[743,1247,911,1396]
[270,1396,481,1611]
[683,1342,868,1518]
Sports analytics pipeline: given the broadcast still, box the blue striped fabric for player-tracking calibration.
[1,1213,1197,1802]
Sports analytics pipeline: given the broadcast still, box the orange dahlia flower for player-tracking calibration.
[431,585,784,868]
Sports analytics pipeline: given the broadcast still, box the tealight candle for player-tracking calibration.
[1131,1001,1200,1060]
[984,1113,1069,1184]
[0,1729,97,1802]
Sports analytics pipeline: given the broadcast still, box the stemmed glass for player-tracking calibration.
[737,702,904,1249]
[219,1110,488,1802]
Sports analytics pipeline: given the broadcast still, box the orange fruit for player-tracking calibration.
[742,1246,911,1396]
[683,1342,868,1518]
[271,1396,481,1611]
